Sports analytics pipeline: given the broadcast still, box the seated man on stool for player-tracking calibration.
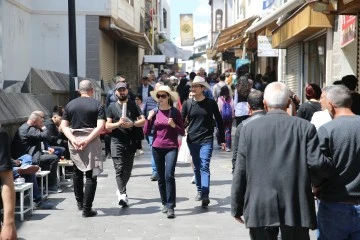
[12,154,53,209]
[11,111,60,193]
[44,108,69,159]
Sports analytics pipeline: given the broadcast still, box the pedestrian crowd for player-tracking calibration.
[1,66,360,240]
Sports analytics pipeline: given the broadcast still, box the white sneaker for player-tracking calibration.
[119,193,128,207]
[191,175,195,184]
[226,148,231,152]
[116,189,121,201]
[137,149,144,156]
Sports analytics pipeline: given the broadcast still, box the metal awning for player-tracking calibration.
[99,16,153,51]
[272,1,334,48]
[246,0,306,34]
[213,16,258,52]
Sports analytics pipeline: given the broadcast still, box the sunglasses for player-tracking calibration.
[156,94,168,99]
[191,85,202,88]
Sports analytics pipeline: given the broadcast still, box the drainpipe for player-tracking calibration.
[224,0,228,28]
[211,1,213,47]
[68,0,78,101]
[159,0,163,33]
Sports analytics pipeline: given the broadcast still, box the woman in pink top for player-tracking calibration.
[143,85,185,219]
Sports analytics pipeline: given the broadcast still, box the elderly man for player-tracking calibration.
[61,80,106,217]
[231,82,333,240]
[11,111,59,192]
[316,85,360,239]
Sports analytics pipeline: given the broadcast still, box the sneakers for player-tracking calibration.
[201,198,210,207]
[135,149,144,157]
[34,200,54,210]
[161,205,168,213]
[116,190,128,207]
[191,175,195,184]
[48,187,62,194]
[150,173,158,181]
[167,208,175,219]
[195,192,202,201]
[82,209,97,218]
[226,148,231,152]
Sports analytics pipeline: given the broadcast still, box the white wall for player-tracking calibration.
[3,0,32,81]
[31,15,86,77]
[31,0,110,13]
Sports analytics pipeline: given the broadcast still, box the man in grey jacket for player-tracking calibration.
[231,82,333,240]
[317,85,360,239]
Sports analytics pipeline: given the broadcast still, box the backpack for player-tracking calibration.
[220,97,233,121]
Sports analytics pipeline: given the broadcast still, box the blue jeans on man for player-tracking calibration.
[188,141,213,199]
[152,147,178,209]
[317,200,360,240]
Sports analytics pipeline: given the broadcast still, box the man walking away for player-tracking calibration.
[231,90,265,173]
[231,82,334,240]
[61,80,106,218]
[317,85,360,239]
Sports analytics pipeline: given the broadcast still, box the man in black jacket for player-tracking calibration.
[137,76,153,103]
[44,110,69,159]
[231,82,333,240]
[12,111,59,192]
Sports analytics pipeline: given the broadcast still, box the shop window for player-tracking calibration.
[308,36,326,87]
[215,9,222,31]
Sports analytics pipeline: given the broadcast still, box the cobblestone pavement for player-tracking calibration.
[16,138,316,240]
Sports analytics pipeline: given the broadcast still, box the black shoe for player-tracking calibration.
[201,198,210,207]
[150,173,158,181]
[82,209,97,218]
[167,208,175,219]
[195,192,202,201]
[77,202,83,211]
[161,205,168,213]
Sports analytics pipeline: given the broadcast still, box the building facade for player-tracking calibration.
[0,0,155,92]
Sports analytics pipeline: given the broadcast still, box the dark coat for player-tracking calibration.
[137,85,153,99]
[231,110,333,229]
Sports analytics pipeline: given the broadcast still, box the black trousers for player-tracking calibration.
[39,154,58,188]
[112,143,135,195]
[73,165,97,211]
[249,226,310,240]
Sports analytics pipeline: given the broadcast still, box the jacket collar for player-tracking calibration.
[266,109,288,115]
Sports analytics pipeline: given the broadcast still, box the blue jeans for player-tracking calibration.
[148,135,157,174]
[152,147,178,209]
[188,141,213,199]
[317,201,360,240]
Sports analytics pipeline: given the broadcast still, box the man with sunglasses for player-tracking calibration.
[181,76,226,207]
[105,82,145,207]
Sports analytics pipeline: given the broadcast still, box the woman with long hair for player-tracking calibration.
[143,85,185,219]
[217,85,234,152]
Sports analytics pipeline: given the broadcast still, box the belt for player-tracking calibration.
[339,199,360,205]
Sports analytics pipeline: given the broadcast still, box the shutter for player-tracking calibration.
[100,33,115,86]
[285,43,301,96]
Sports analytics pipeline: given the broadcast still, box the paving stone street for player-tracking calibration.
[16,138,317,240]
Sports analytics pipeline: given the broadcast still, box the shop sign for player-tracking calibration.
[257,36,278,57]
[340,15,356,48]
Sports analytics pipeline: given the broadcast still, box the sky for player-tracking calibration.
[169,0,211,47]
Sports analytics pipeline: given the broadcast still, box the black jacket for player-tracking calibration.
[11,123,49,164]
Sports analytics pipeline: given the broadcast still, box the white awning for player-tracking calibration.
[246,0,306,34]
